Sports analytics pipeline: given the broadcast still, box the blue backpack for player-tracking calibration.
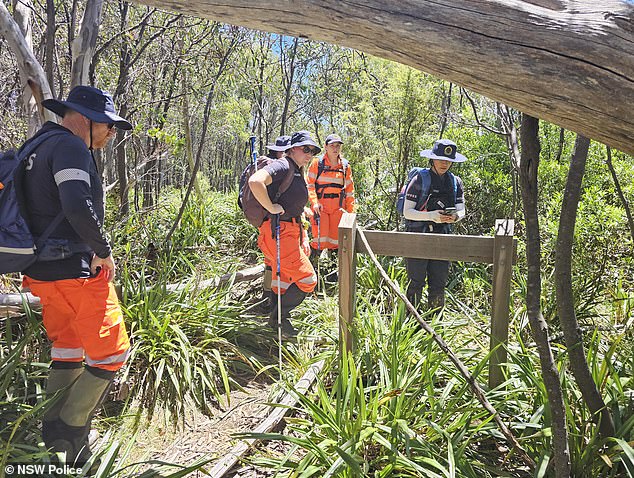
[396,167,456,216]
[0,130,66,274]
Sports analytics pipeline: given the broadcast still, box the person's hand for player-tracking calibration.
[427,210,445,223]
[91,254,115,282]
[268,204,284,215]
[439,212,457,223]
[312,203,322,215]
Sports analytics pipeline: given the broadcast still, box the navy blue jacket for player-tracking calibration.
[22,122,111,280]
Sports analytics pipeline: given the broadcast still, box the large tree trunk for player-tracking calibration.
[555,135,615,438]
[129,0,634,156]
[518,114,571,478]
[71,0,104,88]
[0,0,56,134]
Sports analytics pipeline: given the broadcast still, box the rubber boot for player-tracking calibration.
[268,284,306,337]
[42,363,83,445]
[428,294,445,313]
[256,266,273,313]
[52,366,115,464]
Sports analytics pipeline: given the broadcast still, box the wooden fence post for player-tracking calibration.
[489,219,515,388]
[338,212,357,355]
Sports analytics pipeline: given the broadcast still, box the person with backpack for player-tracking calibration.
[259,135,292,312]
[247,131,319,336]
[19,85,132,465]
[402,139,466,311]
[306,133,355,281]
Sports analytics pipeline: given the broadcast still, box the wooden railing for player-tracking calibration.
[337,213,516,388]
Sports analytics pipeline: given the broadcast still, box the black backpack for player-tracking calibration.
[0,130,66,274]
[237,157,295,227]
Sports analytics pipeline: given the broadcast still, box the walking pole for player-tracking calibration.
[315,213,321,293]
[275,213,283,375]
[250,135,258,171]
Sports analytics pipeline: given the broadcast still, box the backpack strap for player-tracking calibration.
[17,129,69,248]
[416,168,432,211]
[17,129,67,161]
[271,160,296,202]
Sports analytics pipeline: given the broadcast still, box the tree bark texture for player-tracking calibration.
[518,114,571,478]
[1,0,56,133]
[71,0,104,88]
[555,134,615,438]
[128,0,634,156]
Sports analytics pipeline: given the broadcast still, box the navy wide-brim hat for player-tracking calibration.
[42,85,132,130]
[420,139,467,163]
[267,135,292,152]
[289,130,321,154]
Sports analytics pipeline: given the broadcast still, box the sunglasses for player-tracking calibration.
[301,146,318,155]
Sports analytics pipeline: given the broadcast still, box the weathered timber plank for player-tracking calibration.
[127,0,634,156]
[205,359,326,478]
[356,230,506,263]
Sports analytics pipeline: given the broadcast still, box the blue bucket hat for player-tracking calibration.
[266,135,292,152]
[42,85,132,130]
[420,139,467,163]
[289,130,321,154]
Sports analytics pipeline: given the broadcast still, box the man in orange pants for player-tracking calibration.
[306,134,355,281]
[20,86,131,465]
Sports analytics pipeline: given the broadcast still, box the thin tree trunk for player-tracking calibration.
[439,82,452,138]
[555,134,615,438]
[70,0,104,88]
[181,65,203,200]
[45,0,55,96]
[279,36,298,136]
[165,33,238,243]
[518,114,571,478]
[605,146,634,244]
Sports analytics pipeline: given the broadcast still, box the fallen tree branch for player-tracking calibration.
[0,264,264,314]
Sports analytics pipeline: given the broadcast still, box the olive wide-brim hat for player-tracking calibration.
[420,139,467,163]
[42,85,132,130]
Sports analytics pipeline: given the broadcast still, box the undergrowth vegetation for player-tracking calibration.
[1,142,634,477]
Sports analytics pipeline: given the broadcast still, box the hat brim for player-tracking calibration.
[42,99,133,130]
[290,140,321,154]
[326,140,344,145]
[419,149,467,163]
[266,144,291,151]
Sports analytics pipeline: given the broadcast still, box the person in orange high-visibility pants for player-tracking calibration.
[307,134,355,282]
[249,131,319,336]
[20,86,132,466]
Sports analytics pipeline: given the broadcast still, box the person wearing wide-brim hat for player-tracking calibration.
[257,135,293,312]
[20,85,132,466]
[248,130,320,336]
[265,135,292,159]
[402,139,467,311]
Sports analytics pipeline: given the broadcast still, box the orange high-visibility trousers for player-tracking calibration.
[23,270,130,371]
[310,205,344,250]
[258,218,316,294]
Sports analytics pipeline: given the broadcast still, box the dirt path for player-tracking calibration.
[128,379,276,477]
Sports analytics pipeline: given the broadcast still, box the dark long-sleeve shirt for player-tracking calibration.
[23,122,111,280]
